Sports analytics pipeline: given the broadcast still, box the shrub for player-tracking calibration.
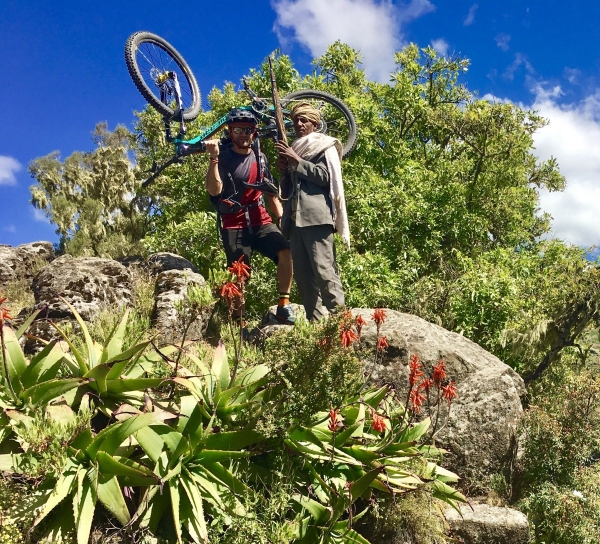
[260,313,364,430]
[519,372,600,489]
[361,490,449,544]
[520,465,600,544]
[517,371,600,542]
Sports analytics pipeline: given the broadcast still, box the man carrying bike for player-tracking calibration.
[205,109,295,325]
[275,102,349,322]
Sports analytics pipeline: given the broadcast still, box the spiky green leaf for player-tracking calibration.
[97,474,130,526]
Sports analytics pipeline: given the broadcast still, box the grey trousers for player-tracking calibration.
[290,223,345,321]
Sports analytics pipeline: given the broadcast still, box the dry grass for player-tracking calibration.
[2,278,35,317]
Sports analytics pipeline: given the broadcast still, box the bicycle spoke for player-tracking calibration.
[126,32,201,121]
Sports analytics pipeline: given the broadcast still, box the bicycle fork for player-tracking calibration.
[159,71,186,139]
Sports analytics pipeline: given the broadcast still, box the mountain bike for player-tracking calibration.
[124,31,357,186]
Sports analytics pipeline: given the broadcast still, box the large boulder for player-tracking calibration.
[31,255,134,321]
[152,269,208,345]
[0,242,55,286]
[353,309,526,489]
[445,503,530,544]
[146,252,198,275]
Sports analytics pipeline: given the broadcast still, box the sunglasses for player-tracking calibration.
[230,126,255,135]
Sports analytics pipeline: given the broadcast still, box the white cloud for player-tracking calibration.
[495,33,511,52]
[503,53,534,81]
[563,67,581,84]
[31,208,51,224]
[463,4,478,26]
[0,156,22,186]
[431,38,449,56]
[530,86,600,248]
[481,92,511,104]
[4,225,16,233]
[271,0,435,81]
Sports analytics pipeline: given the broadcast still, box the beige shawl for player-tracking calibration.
[291,132,350,249]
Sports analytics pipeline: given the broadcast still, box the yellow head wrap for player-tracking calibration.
[290,102,321,126]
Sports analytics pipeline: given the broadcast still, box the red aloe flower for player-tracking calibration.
[409,354,424,389]
[228,256,251,283]
[220,281,242,301]
[340,328,359,348]
[371,410,387,433]
[376,336,389,352]
[419,377,434,394]
[0,295,11,325]
[355,314,366,337]
[432,359,447,385]
[0,308,11,324]
[328,408,343,432]
[372,308,387,329]
[441,382,458,403]
[410,388,426,414]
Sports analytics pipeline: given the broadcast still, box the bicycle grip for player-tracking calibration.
[178,141,207,156]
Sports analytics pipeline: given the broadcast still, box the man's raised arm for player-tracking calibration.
[204,139,222,196]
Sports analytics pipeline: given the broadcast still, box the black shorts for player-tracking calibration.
[221,223,290,266]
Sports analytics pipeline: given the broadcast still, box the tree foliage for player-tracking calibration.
[29,123,147,258]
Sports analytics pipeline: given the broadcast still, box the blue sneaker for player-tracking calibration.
[275,304,295,325]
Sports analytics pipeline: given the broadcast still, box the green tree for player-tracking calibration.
[29,123,147,258]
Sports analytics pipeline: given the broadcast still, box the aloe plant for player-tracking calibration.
[284,386,466,543]
[51,298,168,415]
[0,322,87,410]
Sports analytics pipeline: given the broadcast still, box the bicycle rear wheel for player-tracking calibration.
[125,31,201,121]
[281,90,357,158]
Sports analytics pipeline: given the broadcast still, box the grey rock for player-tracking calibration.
[147,253,198,275]
[445,503,530,544]
[353,309,525,489]
[24,318,81,353]
[31,255,134,322]
[0,241,55,286]
[152,269,208,344]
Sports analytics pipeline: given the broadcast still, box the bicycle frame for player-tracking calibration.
[141,77,291,187]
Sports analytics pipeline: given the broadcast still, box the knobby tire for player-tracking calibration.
[125,31,201,121]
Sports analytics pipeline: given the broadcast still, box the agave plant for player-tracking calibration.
[0,409,172,544]
[130,342,271,543]
[51,298,169,416]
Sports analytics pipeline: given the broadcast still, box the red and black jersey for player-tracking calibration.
[211,147,273,229]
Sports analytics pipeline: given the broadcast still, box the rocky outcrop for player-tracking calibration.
[0,242,55,286]
[31,255,134,321]
[445,503,530,544]
[152,269,208,345]
[353,309,526,489]
[146,252,198,275]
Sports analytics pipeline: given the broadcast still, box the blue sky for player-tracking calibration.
[2,0,599,250]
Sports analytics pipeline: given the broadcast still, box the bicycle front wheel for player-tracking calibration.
[281,90,357,158]
[125,31,201,121]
